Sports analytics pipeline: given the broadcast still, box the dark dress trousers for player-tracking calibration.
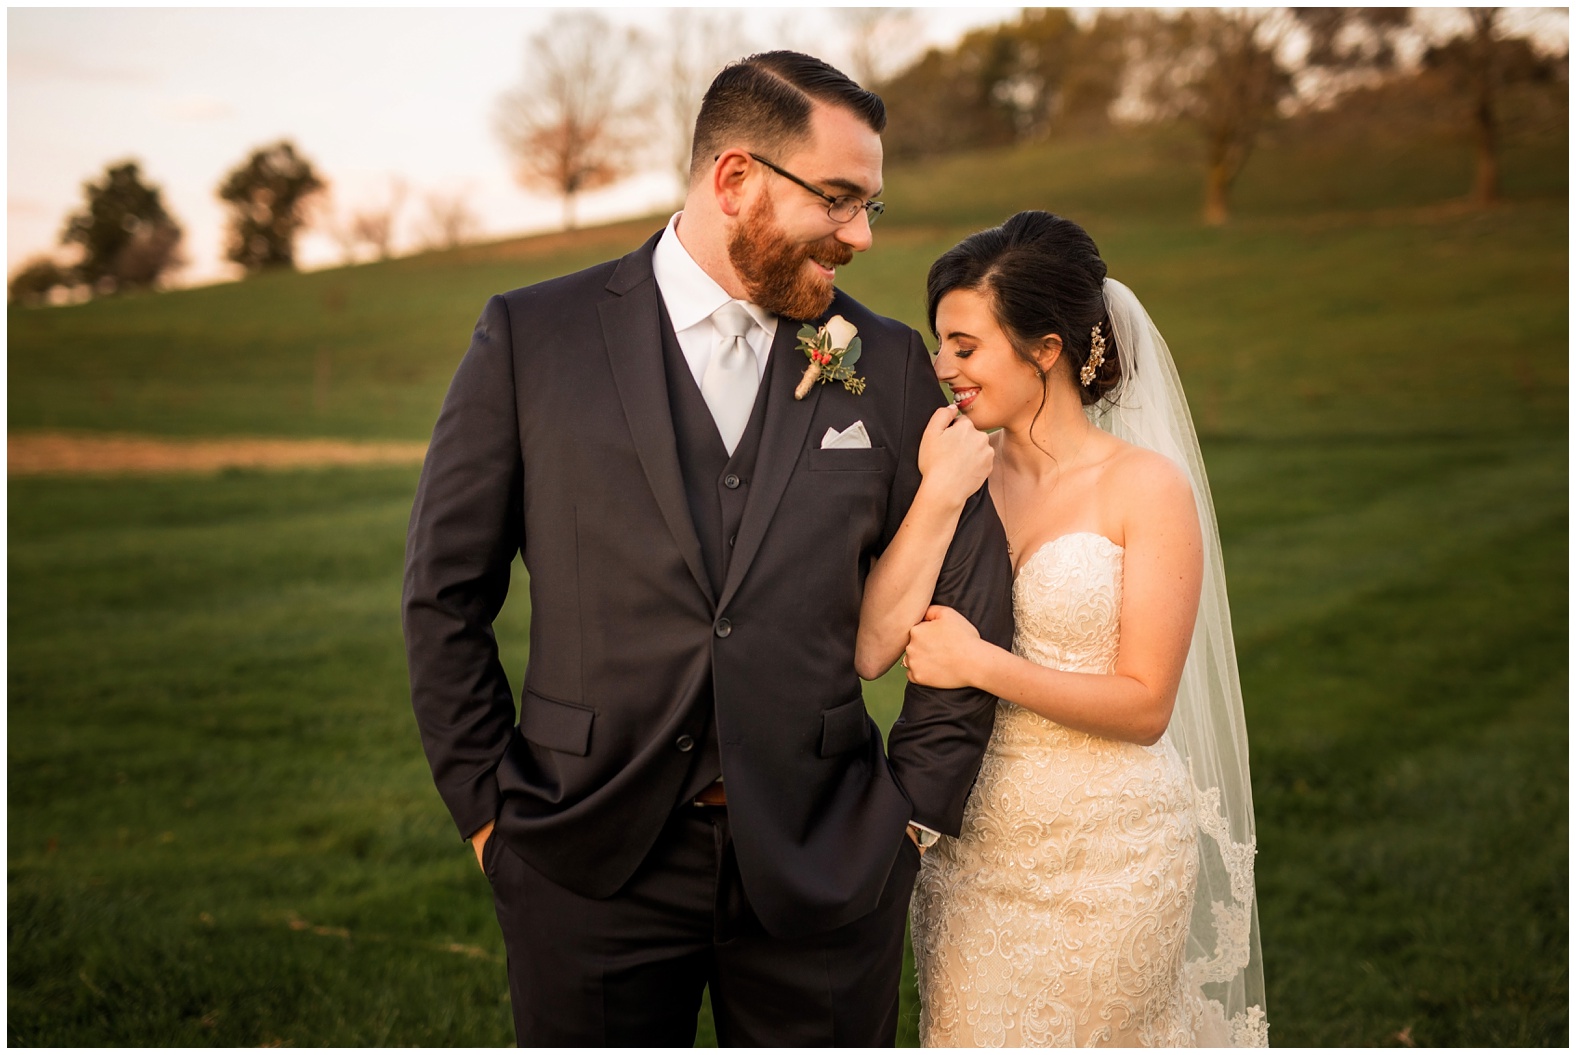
[403,232,1013,1044]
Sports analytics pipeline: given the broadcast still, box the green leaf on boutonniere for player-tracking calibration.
[840,337,862,369]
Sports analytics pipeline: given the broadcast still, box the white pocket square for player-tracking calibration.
[820,421,871,449]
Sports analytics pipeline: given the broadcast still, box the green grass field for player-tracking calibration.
[8,126,1567,1045]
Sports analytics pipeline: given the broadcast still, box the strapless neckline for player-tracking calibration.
[1013,531,1124,581]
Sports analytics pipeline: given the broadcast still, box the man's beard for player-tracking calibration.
[727,195,853,321]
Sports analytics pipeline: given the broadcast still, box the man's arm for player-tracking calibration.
[403,295,525,845]
[881,330,1013,835]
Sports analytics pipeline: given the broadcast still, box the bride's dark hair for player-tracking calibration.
[925,211,1121,407]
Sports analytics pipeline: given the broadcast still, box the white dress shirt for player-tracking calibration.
[651,213,778,388]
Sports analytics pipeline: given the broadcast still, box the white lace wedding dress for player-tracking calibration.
[912,532,1223,1047]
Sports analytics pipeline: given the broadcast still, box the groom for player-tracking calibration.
[403,51,1011,1045]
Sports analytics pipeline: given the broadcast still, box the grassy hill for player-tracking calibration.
[9,127,1566,442]
[8,126,1568,1045]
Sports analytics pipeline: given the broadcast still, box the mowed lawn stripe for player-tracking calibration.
[9,470,519,1045]
[1223,434,1565,643]
[1249,504,1566,1045]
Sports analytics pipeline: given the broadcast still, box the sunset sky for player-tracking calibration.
[7,6,1020,286]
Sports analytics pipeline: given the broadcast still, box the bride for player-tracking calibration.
[859,212,1267,1046]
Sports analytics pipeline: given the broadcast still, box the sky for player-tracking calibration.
[7,6,1022,286]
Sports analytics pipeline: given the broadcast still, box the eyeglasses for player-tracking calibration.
[747,153,884,226]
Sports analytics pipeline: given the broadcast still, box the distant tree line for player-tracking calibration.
[490,7,1564,238]
[13,8,1567,306]
[10,138,488,307]
[879,9,1131,158]
[873,7,1566,224]
[11,140,328,306]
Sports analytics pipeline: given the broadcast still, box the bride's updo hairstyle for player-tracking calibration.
[925,210,1122,407]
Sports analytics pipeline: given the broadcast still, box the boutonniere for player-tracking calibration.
[793,315,866,399]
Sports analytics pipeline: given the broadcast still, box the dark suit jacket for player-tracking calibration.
[403,232,1012,937]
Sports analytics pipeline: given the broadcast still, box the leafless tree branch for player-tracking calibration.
[494,13,649,230]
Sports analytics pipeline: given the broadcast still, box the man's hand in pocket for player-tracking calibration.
[471,820,495,872]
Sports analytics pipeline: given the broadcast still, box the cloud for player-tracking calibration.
[9,50,156,84]
[8,198,53,218]
[164,95,232,122]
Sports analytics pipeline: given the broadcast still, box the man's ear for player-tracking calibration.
[1035,334,1064,375]
[713,150,753,219]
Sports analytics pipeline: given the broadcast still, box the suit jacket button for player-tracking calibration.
[727,534,736,547]
[714,618,732,638]
[723,474,741,489]
[675,734,695,752]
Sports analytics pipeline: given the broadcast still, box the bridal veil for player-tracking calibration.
[1090,278,1269,1046]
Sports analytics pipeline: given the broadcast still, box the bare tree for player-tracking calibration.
[494,12,648,230]
[839,8,923,87]
[654,10,747,204]
[348,177,407,261]
[1131,10,1296,225]
[417,188,481,251]
[320,178,406,264]
[1418,8,1567,207]
[321,195,362,266]
[1463,8,1506,204]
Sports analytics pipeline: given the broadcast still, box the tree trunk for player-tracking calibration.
[1472,116,1500,206]
[563,193,578,231]
[1469,8,1500,208]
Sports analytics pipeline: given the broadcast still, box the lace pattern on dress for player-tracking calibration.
[911,534,1267,1047]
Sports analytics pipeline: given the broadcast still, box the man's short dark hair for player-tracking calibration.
[689,51,886,184]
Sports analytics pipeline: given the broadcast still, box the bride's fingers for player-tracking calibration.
[924,404,960,438]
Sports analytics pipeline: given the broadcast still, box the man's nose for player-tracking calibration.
[836,208,874,253]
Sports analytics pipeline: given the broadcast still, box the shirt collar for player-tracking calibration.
[652,213,775,334]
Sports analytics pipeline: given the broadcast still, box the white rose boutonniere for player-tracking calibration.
[793,315,866,399]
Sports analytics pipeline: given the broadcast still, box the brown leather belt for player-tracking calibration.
[692,780,727,807]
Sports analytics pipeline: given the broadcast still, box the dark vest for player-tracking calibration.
[658,302,777,805]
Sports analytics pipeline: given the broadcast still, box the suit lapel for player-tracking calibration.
[718,317,823,613]
[598,243,714,604]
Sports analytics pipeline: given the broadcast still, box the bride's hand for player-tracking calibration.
[916,405,993,511]
[904,605,985,689]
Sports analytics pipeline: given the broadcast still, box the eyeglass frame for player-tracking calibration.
[722,151,885,226]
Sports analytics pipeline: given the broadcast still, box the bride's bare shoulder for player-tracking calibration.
[1101,439,1198,535]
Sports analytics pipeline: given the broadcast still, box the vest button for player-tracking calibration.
[723,474,741,489]
[714,618,732,638]
[674,734,695,752]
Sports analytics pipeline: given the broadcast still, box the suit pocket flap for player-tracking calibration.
[805,446,888,472]
[520,691,594,756]
[819,696,872,757]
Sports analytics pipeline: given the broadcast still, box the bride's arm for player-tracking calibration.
[904,453,1203,745]
[855,405,994,680]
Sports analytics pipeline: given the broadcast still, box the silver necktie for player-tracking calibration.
[700,301,759,455]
